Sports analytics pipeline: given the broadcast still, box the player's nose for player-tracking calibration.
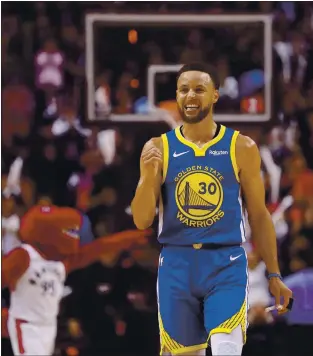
[186,90,196,99]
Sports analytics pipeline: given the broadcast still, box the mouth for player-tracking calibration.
[184,104,200,113]
[62,228,80,239]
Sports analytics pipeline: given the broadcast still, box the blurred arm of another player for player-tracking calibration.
[63,229,151,274]
[237,134,292,314]
[131,138,163,230]
[2,248,30,290]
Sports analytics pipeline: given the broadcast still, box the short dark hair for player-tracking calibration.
[177,63,220,89]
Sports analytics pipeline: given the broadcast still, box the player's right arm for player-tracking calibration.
[2,248,30,290]
[131,137,163,230]
[63,229,150,273]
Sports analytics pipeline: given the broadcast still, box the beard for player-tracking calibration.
[177,105,211,124]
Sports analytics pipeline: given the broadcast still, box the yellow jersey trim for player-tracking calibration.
[158,311,207,355]
[208,299,247,344]
[174,125,226,157]
[161,134,169,183]
[230,130,240,182]
[170,342,208,355]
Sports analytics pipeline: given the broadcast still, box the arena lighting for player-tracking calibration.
[86,14,272,124]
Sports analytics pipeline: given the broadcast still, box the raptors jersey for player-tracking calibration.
[158,124,245,246]
[9,244,66,324]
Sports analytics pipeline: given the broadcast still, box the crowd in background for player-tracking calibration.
[2,2,313,356]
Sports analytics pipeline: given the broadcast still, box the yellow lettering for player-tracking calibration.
[177,210,225,228]
[197,165,202,170]
[197,221,205,228]
[215,172,223,180]
[205,218,214,226]
[177,212,190,226]
[184,218,190,225]
[189,220,197,227]
[212,215,219,223]
[175,177,179,182]
[191,166,196,171]
[204,166,209,171]
[186,167,192,172]
[177,211,185,221]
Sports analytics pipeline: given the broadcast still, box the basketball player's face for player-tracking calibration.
[176,71,219,124]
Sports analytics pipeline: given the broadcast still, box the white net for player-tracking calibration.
[86,14,273,123]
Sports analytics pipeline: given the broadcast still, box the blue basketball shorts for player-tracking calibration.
[157,244,248,355]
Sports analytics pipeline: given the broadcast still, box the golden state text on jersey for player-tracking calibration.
[158,125,246,246]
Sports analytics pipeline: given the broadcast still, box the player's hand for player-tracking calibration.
[141,140,163,178]
[269,277,293,314]
[111,229,152,248]
[124,230,151,250]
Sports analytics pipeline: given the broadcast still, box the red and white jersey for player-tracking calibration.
[9,244,66,324]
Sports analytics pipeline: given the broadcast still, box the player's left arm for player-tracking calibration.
[236,134,292,311]
[2,248,30,290]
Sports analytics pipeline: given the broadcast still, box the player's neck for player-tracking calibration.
[182,116,217,144]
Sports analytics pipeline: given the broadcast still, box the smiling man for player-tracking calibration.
[131,63,292,356]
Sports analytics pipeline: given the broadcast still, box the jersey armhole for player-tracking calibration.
[230,131,240,183]
[161,134,169,183]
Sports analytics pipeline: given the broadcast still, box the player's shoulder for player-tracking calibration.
[3,246,28,258]
[236,134,261,171]
[2,246,31,288]
[3,246,30,266]
[143,136,163,151]
[235,134,260,169]
[236,133,258,153]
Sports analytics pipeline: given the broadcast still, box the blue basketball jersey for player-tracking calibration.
[158,124,245,246]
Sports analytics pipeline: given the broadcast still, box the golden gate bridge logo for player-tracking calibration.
[178,181,217,214]
[175,170,223,222]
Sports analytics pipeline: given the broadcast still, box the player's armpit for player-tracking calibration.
[236,135,280,274]
[2,248,30,290]
[63,229,150,274]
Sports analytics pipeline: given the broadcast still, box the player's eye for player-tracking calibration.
[180,88,188,94]
[195,88,205,93]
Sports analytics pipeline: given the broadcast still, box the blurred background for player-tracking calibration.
[1,1,313,356]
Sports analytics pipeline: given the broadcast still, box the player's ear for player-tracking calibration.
[213,89,219,104]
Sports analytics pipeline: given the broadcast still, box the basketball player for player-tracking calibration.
[2,205,149,356]
[131,63,293,356]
